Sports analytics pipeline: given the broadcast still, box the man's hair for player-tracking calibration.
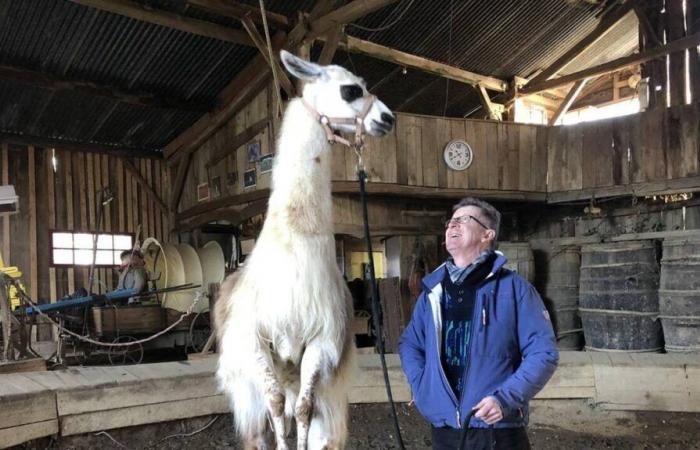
[452,197,501,246]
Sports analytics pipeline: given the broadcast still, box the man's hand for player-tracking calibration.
[473,396,503,425]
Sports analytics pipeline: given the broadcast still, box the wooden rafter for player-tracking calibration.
[164,31,287,161]
[318,26,343,65]
[548,79,588,126]
[69,0,252,46]
[240,15,295,97]
[170,153,192,212]
[633,2,661,47]
[122,158,168,212]
[186,0,289,29]
[337,35,507,92]
[475,84,501,120]
[0,64,209,112]
[526,2,635,87]
[520,33,700,96]
[164,0,392,161]
[0,132,159,159]
[304,0,399,42]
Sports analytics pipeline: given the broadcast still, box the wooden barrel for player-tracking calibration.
[497,242,535,283]
[535,246,583,350]
[579,241,663,352]
[660,237,700,353]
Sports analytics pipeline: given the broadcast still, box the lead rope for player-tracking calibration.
[457,408,495,450]
[356,151,406,450]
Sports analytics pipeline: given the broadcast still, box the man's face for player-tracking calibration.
[445,206,491,257]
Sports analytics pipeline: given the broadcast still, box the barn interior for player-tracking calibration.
[1,0,700,448]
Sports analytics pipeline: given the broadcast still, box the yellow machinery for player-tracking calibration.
[0,252,25,310]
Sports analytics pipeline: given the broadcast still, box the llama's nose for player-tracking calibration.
[381,112,395,126]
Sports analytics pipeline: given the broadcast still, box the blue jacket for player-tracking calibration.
[398,253,559,429]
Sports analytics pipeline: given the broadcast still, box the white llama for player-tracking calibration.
[215,51,395,450]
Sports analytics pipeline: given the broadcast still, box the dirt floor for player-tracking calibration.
[20,400,700,449]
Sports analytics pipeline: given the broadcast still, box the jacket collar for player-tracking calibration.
[422,251,508,292]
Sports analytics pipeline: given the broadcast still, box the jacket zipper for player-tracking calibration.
[456,292,483,428]
[434,298,460,410]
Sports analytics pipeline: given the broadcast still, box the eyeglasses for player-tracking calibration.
[445,214,489,230]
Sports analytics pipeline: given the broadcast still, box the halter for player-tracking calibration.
[301,94,376,151]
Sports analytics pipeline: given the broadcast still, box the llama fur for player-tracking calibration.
[215,52,394,450]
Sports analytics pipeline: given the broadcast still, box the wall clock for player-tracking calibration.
[443,139,473,171]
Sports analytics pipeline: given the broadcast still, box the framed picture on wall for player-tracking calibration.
[197,182,209,202]
[226,171,238,186]
[243,169,256,188]
[247,140,261,163]
[259,154,274,174]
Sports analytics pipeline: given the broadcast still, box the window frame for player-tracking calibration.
[49,229,135,268]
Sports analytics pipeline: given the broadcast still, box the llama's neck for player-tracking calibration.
[267,99,334,234]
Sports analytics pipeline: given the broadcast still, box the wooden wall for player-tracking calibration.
[179,87,276,214]
[178,84,549,216]
[548,103,700,200]
[0,143,169,305]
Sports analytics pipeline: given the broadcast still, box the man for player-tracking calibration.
[117,249,149,303]
[399,198,558,449]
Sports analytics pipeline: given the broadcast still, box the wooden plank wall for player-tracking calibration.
[0,143,169,307]
[548,103,700,195]
[179,85,549,213]
[179,87,275,213]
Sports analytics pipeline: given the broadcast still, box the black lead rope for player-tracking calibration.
[357,169,406,450]
[458,409,495,450]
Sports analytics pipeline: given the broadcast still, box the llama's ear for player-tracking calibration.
[280,50,325,82]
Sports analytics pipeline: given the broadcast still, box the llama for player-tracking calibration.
[215,51,395,450]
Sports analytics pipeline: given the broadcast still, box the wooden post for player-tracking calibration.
[549,79,588,126]
[1,143,9,265]
[666,0,687,106]
[688,0,700,101]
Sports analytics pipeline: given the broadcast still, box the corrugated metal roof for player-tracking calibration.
[0,0,638,153]
[348,0,613,79]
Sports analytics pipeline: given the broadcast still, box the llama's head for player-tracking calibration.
[281,50,394,137]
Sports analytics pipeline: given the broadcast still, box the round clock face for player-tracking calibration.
[443,139,473,171]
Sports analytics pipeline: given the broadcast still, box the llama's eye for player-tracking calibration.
[340,84,364,102]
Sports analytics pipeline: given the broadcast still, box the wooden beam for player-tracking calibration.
[170,153,192,212]
[0,64,209,112]
[0,132,159,159]
[331,181,546,201]
[305,0,399,42]
[526,2,635,87]
[69,0,253,47]
[164,31,286,161]
[122,158,168,212]
[186,0,289,29]
[520,33,700,96]
[318,26,343,65]
[475,84,501,120]
[178,189,270,221]
[548,79,588,126]
[176,199,268,231]
[207,118,269,168]
[240,15,295,98]
[633,3,661,48]
[339,35,507,92]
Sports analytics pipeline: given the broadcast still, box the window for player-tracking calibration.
[561,98,640,126]
[513,99,548,125]
[51,231,133,267]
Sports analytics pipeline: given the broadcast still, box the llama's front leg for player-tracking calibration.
[295,344,324,450]
[254,352,289,450]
